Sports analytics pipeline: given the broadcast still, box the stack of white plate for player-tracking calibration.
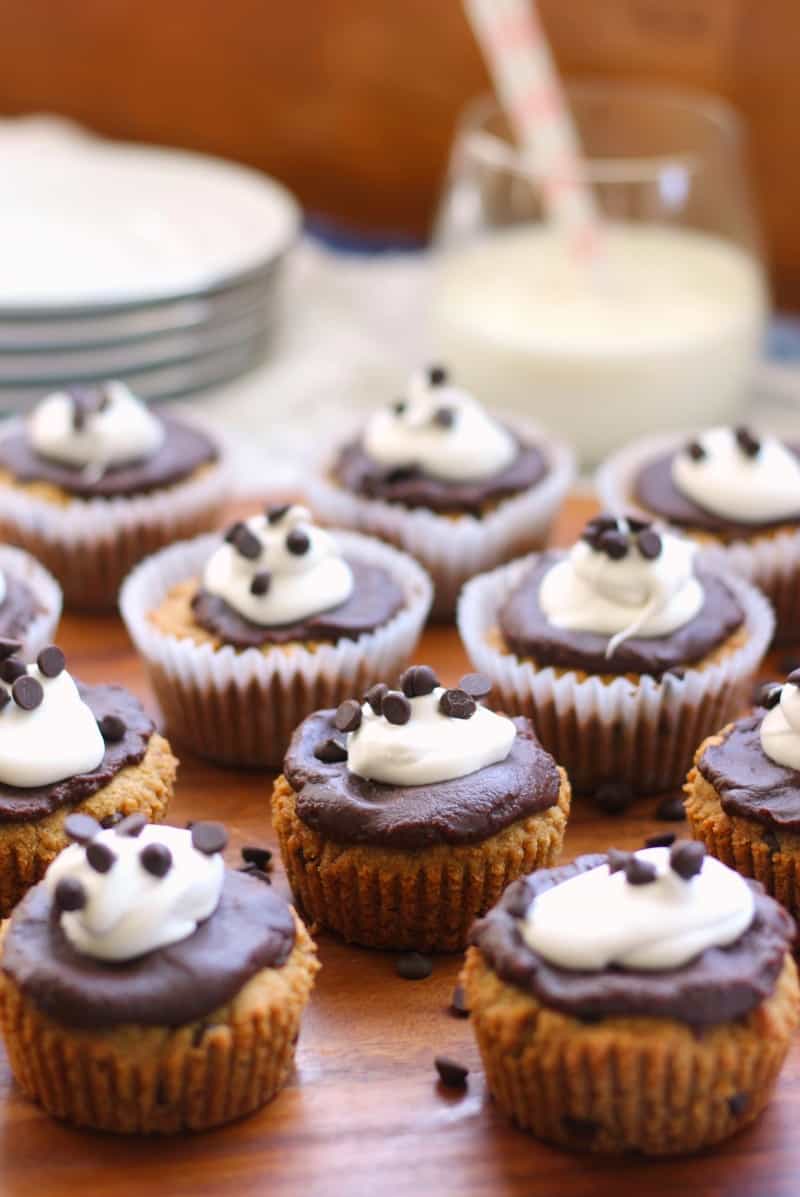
[0,118,300,410]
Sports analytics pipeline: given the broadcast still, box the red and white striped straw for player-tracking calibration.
[464,0,601,263]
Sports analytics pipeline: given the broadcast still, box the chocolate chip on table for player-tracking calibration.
[64,813,101,844]
[735,425,761,458]
[364,682,388,715]
[54,877,87,912]
[624,856,657,885]
[265,504,290,524]
[140,842,172,878]
[593,781,634,815]
[432,406,456,429]
[315,737,348,764]
[637,528,662,560]
[12,675,43,710]
[250,570,271,597]
[599,529,628,560]
[395,952,433,981]
[115,812,147,837]
[434,1057,468,1089]
[383,691,412,725]
[86,840,116,874]
[458,673,492,701]
[0,639,21,661]
[98,713,126,742]
[450,984,470,1019]
[37,645,65,678]
[686,440,706,462]
[644,832,676,849]
[427,364,448,386]
[655,795,686,822]
[670,840,705,879]
[191,821,228,855]
[728,1092,750,1117]
[0,658,26,684]
[399,665,439,698]
[225,521,262,560]
[334,698,362,733]
[242,845,272,870]
[438,688,476,719]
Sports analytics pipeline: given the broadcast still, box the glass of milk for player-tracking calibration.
[431,82,769,465]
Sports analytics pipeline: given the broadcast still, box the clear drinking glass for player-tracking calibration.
[431,81,769,464]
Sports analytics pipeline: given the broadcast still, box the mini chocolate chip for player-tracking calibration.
[115,812,147,837]
[383,690,412,725]
[231,524,262,560]
[439,688,476,719]
[86,840,116,874]
[191,821,228,855]
[392,399,407,416]
[637,528,662,560]
[624,856,657,885]
[450,984,470,1018]
[607,849,631,874]
[250,570,271,597]
[787,668,800,687]
[334,698,362,733]
[670,840,705,879]
[686,440,706,461]
[644,832,676,848]
[427,365,448,386]
[593,781,634,815]
[599,529,628,559]
[735,425,761,458]
[286,528,310,556]
[396,952,433,980]
[728,1092,749,1117]
[0,690,9,713]
[140,842,172,878]
[36,645,65,678]
[0,658,26,683]
[64,813,101,844]
[100,811,123,829]
[266,504,290,524]
[763,827,781,854]
[315,737,348,763]
[656,795,686,822]
[399,665,439,698]
[432,405,455,429]
[584,514,619,534]
[458,672,492,701]
[241,845,272,870]
[12,675,43,710]
[99,714,126,742]
[54,877,87,912]
[364,682,388,715]
[0,638,21,660]
[434,1056,468,1089]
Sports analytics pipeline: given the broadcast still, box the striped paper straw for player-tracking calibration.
[464,0,601,262]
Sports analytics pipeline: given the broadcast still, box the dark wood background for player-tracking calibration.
[0,0,798,305]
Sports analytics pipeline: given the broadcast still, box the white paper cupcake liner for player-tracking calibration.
[0,414,231,612]
[457,552,774,795]
[596,431,800,644]
[0,544,62,658]
[306,418,575,620]
[119,529,433,768]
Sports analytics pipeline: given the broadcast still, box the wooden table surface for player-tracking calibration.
[1,498,797,1197]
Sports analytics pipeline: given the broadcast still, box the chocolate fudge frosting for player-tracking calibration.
[283,711,561,848]
[634,449,800,538]
[0,574,42,642]
[471,854,794,1026]
[0,413,218,500]
[0,683,153,823]
[499,551,744,677]
[697,711,800,831]
[192,557,405,648]
[2,869,295,1028]
[331,433,548,517]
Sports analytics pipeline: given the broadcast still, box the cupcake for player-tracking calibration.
[0,543,61,658]
[120,505,432,768]
[272,663,571,951]
[464,844,798,1154]
[685,670,800,915]
[458,513,773,797]
[0,380,229,610]
[306,365,574,619]
[0,643,176,915]
[0,819,319,1133]
[596,424,800,642]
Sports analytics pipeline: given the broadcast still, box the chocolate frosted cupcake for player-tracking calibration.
[120,505,432,767]
[0,820,318,1133]
[458,514,772,796]
[0,543,61,659]
[0,381,229,610]
[464,845,798,1154]
[686,670,800,915]
[307,365,574,619]
[0,643,176,914]
[597,425,800,642]
[273,664,571,951]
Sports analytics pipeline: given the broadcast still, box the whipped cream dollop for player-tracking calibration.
[521,846,754,971]
[203,505,353,627]
[28,380,165,471]
[538,515,704,656]
[760,676,800,770]
[363,364,516,482]
[671,425,800,524]
[0,649,104,786]
[46,820,225,962]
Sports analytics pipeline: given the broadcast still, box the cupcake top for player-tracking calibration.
[0,381,218,499]
[471,845,794,1025]
[1,819,296,1027]
[331,365,549,515]
[499,513,744,676]
[633,425,800,537]
[0,643,154,822]
[190,504,405,648]
[697,671,800,831]
[283,664,562,848]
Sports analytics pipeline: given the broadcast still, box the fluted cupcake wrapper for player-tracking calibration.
[120,529,433,769]
[0,544,62,659]
[0,916,318,1134]
[306,418,575,620]
[271,771,570,952]
[596,430,800,643]
[457,554,774,795]
[462,947,799,1156]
